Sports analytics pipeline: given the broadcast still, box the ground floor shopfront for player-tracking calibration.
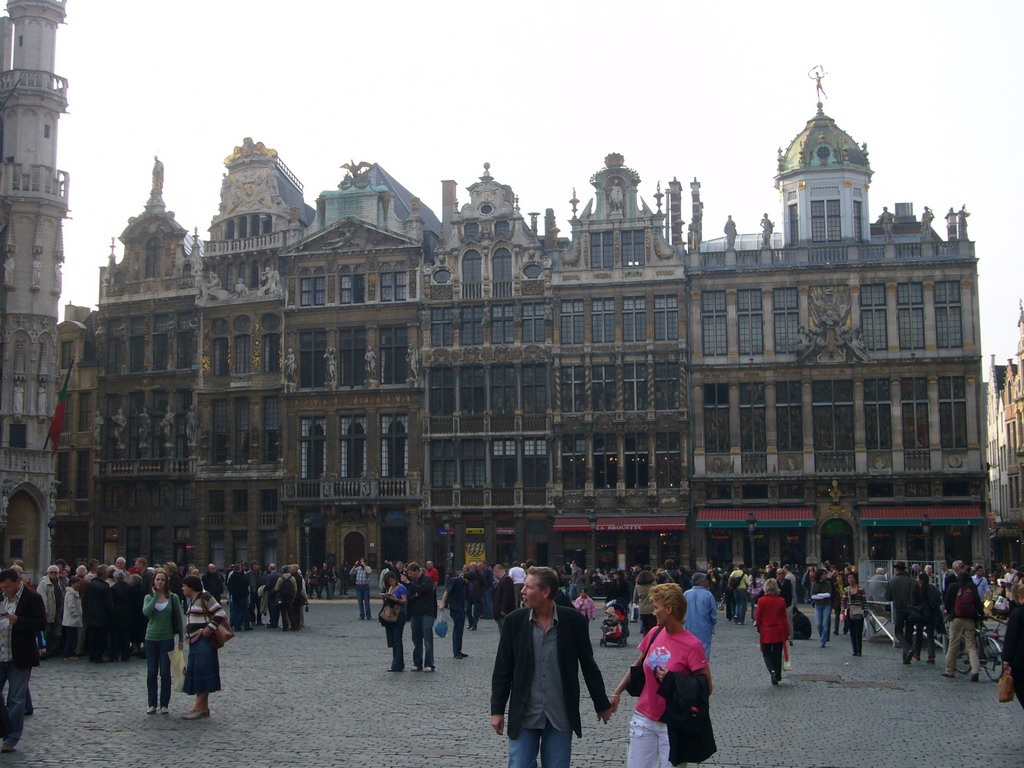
[551,516,689,571]
[695,505,986,569]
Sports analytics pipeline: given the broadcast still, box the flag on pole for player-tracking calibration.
[45,362,73,453]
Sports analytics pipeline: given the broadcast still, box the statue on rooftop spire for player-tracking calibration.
[808,65,828,109]
[152,156,164,192]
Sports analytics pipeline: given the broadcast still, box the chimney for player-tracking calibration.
[668,178,683,245]
[544,208,559,249]
[441,179,458,239]
[528,212,539,234]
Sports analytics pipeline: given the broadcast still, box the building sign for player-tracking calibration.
[465,527,484,535]
[596,522,644,531]
[496,528,516,536]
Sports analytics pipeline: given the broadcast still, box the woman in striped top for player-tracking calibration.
[181,575,227,720]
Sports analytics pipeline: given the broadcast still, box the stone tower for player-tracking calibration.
[0,0,69,573]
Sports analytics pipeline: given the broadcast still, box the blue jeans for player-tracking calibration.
[355,584,371,619]
[508,719,573,768]
[450,609,466,655]
[385,617,406,670]
[482,588,493,620]
[229,595,250,630]
[814,603,832,645]
[145,638,174,708]
[0,661,32,746]
[410,614,435,669]
[734,589,749,623]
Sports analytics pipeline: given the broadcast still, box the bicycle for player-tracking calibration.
[954,622,1004,681]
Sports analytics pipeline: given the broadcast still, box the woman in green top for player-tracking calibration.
[142,569,184,714]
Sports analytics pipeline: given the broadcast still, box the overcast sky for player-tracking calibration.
[48,0,1024,369]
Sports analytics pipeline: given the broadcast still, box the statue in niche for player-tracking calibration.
[12,383,24,415]
[91,410,103,443]
[724,216,737,250]
[185,404,198,446]
[112,408,127,451]
[364,347,377,381]
[607,178,625,214]
[760,213,774,248]
[957,205,970,241]
[31,258,41,289]
[283,347,297,391]
[138,407,151,447]
[324,346,338,388]
[877,207,895,243]
[406,344,419,384]
[161,407,175,446]
[3,256,13,286]
[54,261,62,293]
[35,382,46,415]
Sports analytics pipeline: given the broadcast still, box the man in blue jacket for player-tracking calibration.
[684,572,718,657]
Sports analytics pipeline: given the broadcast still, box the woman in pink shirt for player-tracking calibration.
[573,588,596,620]
[609,583,713,768]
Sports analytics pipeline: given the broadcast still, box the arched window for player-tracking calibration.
[145,237,159,279]
[238,217,248,238]
[37,340,48,376]
[492,248,512,297]
[462,250,482,298]
[226,220,235,239]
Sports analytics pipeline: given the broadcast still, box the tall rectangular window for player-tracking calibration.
[812,380,854,451]
[299,416,327,479]
[176,314,196,369]
[522,365,547,414]
[523,439,548,487]
[152,314,172,371]
[653,295,678,341]
[459,366,485,414]
[701,291,727,356]
[299,329,327,388]
[211,337,228,376]
[623,432,649,489]
[460,439,485,487]
[339,416,366,478]
[340,273,365,304]
[338,328,366,386]
[592,433,618,489]
[810,199,842,242]
[430,440,455,487]
[381,414,408,477]
[76,448,91,497]
[624,362,647,411]
[901,378,930,449]
[591,298,615,343]
[262,397,280,463]
[233,335,251,374]
[938,376,967,449]
[431,307,453,347]
[263,333,280,373]
[591,364,615,412]
[934,280,963,349]
[460,307,483,347]
[560,365,585,413]
[897,282,925,350]
[299,276,326,307]
[773,287,799,354]
[788,203,799,245]
[859,284,888,351]
[521,303,546,344]
[655,432,682,488]
[560,299,584,345]
[77,392,92,432]
[621,230,646,267]
[234,398,251,463]
[622,297,647,342]
[590,232,614,269]
[737,289,763,355]
[739,382,766,454]
[703,383,730,453]
[491,439,517,488]
[853,200,863,241]
[379,325,408,384]
[863,379,892,450]
[380,271,407,302]
[429,367,455,415]
[490,366,517,414]
[561,434,586,489]
[129,318,146,372]
[490,304,514,345]
[105,337,122,373]
[212,400,229,464]
[654,362,678,410]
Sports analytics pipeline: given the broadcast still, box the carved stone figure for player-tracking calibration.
[920,206,934,240]
[112,407,127,450]
[92,410,103,443]
[877,207,895,243]
[760,213,774,248]
[406,344,419,384]
[31,258,41,289]
[152,155,164,192]
[284,347,297,391]
[957,205,970,241]
[364,347,377,381]
[796,286,869,364]
[3,256,13,286]
[945,207,958,241]
[54,261,62,293]
[324,346,338,388]
[197,270,231,301]
[137,407,151,446]
[257,267,282,297]
[35,382,46,415]
[234,278,250,297]
[161,407,175,446]
[724,216,737,250]
[12,383,24,415]
[185,404,198,445]
[607,178,625,213]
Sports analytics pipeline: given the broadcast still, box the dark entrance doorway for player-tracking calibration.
[820,518,854,566]
[343,531,365,564]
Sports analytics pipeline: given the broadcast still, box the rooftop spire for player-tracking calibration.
[809,65,828,114]
[145,155,166,214]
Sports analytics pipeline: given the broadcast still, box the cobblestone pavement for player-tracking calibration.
[9,600,1024,767]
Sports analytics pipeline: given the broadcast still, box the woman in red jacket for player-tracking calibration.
[755,578,791,685]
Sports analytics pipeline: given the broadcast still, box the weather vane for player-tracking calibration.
[808,65,828,108]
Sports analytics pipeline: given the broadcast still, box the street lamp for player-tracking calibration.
[47,515,58,564]
[302,513,313,573]
[921,513,931,570]
[442,515,452,578]
[746,511,757,570]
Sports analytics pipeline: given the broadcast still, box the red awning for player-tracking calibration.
[552,517,590,532]
[596,516,687,531]
[697,508,814,528]
[860,507,982,526]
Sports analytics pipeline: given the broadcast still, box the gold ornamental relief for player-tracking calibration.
[224,137,278,165]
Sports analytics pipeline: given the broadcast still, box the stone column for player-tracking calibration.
[853,378,866,472]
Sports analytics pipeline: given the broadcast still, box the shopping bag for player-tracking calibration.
[783,642,793,672]
[434,616,449,638]
[170,648,186,693]
[629,603,640,622]
[998,670,1015,703]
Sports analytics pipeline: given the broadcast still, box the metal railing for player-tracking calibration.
[492,281,513,297]
[98,457,197,475]
[283,476,422,501]
[904,450,931,471]
[815,451,855,472]
[205,230,288,256]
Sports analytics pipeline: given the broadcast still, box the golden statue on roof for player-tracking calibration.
[809,65,828,109]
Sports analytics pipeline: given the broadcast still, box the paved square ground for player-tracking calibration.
[10,600,1023,767]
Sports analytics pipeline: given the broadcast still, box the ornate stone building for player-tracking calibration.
[987,308,1024,565]
[549,155,690,570]
[688,103,986,569]
[0,0,69,574]
[421,165,554,570]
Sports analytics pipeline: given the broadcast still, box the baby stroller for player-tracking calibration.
[600,600,630,647]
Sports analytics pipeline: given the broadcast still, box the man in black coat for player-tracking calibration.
[403,563,437,672]
[490,567,611,768]
[84,565,114,663]
[0,567,47,753]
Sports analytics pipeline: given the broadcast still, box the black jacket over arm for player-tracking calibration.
[491,605,610,739]
[657,671,716,766]
[11,589,46,669]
